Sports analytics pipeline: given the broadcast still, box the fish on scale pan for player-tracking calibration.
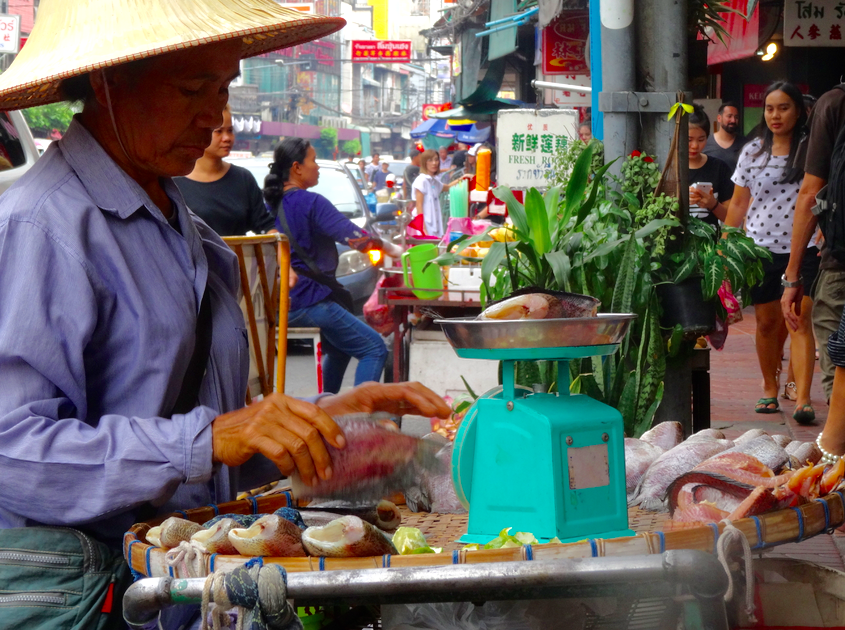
[479,287,600,320]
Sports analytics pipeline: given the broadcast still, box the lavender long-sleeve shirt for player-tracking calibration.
[0,119,261,546]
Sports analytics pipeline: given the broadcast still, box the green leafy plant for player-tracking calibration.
[620,151,660,203]
[22,102,75,137]
[688,0,745,44]
[341,138,361,158]
[546,137,604,187]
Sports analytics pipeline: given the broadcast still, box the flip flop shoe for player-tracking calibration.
[755,397,780,414]
[793,404,816,425]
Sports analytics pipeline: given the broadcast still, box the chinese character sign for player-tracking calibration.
[0,14,20,54]
[351,40,412,62]
[542,10,589,75]
[785,0,845,46]
[496,109,579,189]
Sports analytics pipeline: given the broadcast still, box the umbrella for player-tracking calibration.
[410,117,455,139]
[457,124,491,144]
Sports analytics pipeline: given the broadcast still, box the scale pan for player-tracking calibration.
[435,314,637,352]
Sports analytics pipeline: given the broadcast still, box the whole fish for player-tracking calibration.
[301,515,397,557]
[203,513,261,529]
[771,434,793,449]
[640,422,683,451]
[290,414,441,501]
[228,514,306,557]
[723,436,789,472]
[734,428,769,445]
[479,288,599,320]
[405,434,465,514]
[301,499,402,531]
[624,438,665,500]
[191,518,239,555]
[632,439,732,511]
[685,429,728,444]
[790,442,822,466]
[146,517,203,549]
[273,507,307,530]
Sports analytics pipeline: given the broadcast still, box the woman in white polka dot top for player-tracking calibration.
[724,81,819,424]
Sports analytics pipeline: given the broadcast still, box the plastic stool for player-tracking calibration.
[287,327,323,393]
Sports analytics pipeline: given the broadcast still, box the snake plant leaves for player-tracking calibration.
[634,382,664,438]
[492,186,530,236]
[563,142,594,223]
[702,250,726,299]
[611,236,638,315]
[524,187,552,256]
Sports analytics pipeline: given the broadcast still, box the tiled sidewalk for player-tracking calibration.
[710,307,845,570]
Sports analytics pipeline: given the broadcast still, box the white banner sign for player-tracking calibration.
[543,75,592,107]
[784,0,845,47]
[496,109,579,189]
[0,14,20,54]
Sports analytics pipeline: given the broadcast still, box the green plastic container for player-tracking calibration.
[449,179,468,218]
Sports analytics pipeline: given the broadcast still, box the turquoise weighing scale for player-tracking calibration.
[435,313,638,544]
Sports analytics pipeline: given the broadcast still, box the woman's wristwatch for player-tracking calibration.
[780,274,803,288]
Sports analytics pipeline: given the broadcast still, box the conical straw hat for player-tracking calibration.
[0,0,345,110]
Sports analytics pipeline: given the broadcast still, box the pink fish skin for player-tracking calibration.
[695,452,793,487]
[227,515,306,557]
[726,486,777,520]
[640,422,684,452]
[669,502,729,526]
[790,442,822,466]
[624,438,664,497]
[771,434,793,449]
[633,439,732,511]
[722,436,789,471]
[290,415,440,501]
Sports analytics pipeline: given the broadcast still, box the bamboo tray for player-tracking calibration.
[124,489,845,579]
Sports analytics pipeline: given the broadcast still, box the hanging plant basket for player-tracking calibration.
[656,276,715,335]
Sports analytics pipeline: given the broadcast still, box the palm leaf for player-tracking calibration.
[493,186,530,235]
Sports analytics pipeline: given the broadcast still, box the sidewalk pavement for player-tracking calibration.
[711,306,845,570]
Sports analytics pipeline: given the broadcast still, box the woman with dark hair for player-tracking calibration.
[266,137,389,393]
[688,106,733,229]
[724,81,819,422]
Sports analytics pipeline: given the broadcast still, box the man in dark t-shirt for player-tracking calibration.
[403,151,421,206]
[176,164,275,236]
[781,86,845,401]
[703,102,745,173]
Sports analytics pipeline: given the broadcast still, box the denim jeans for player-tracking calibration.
[289,299,388,394]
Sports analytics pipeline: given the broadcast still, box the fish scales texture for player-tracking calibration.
[301,515,397,557]
[633,439,732,511]
[146,517,203,549]
[228,514,306,557]
[191,518,239,555]
[791,442,822,465]
[734,428,769,445]
[624,438,664,498]
[722,436,789,471]
[303,499,402,530]
[640,422,683,451]
[772,434,793,449]
[290,414,440,500]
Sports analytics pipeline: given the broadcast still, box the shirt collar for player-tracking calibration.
[59,117,186,224]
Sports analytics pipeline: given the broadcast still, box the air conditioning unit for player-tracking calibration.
[391,102,402,115]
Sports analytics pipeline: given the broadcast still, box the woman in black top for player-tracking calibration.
[175,105,275,236]
[688,106,734,230]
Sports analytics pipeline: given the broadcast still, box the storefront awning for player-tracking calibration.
[362,77,381,88]
[373,126,392,134]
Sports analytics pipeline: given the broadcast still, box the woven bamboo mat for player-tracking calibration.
[400,506,671,552]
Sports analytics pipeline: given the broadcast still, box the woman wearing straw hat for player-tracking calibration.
[0,0,448,624]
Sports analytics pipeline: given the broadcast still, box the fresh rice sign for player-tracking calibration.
[0,14,20,54]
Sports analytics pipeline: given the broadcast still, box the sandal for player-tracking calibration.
[793,404,816,425]
[782,382,798,401]
[755,397,780,414]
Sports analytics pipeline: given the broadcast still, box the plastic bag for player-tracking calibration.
[364,273,402,336]
[718,280,743,325]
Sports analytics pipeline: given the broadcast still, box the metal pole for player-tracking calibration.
[123,551,728,629]
[531,80,593,93]
[598,0,637,181]
[588,0,604,141]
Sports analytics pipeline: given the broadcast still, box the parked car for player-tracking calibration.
[227,156,380,315]
[0,110,42,193]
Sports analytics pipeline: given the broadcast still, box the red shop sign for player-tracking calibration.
[422,103,452,120]
[542,10,589,76]
[351,40,412,63]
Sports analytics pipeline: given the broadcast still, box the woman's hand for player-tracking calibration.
[212,393,346,486]
[317,382,451,419]
[689,186,716,211]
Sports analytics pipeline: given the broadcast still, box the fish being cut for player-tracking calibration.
[479,288,599,320]
[640,422,684,451]
[624,438,664,499]
[290,414,441,501]
[406,435,466,514]
[190,518,239,555]
[228,514,306,557]
[631,439,732,511]
[146,517,203,550]
[301,515,397,557]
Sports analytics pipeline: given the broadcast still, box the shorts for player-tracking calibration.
[749,247,821,305]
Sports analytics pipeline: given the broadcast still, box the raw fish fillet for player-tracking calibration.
[290,414,441,501]
[667,473,755,515]
[821,458,845,495]
[479,288,599,320]
[228,514,305,557]
[640,422,684,451]
[632,439,732,511]
[726,486,778,520]
[670,502,729,524]
[301,515,397,557]
[692,486,745,513]
[624,438,665,499]
[720,438,790,474]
